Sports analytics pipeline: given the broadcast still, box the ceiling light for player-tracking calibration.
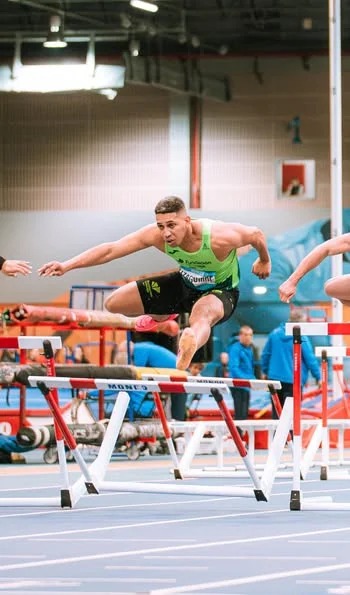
[98,88,118,100]
[0,64,125,93]
[302,17,313,30]
[218,44,229,56]
[43,15,67,48]
[253,286,267,295]
[191,35,200,48]
[129,39,140,57]
[130,0,158,13]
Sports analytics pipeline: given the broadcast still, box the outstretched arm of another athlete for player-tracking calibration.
[0,257,32,277]
[38,225,161,277]
[279,233,350,303]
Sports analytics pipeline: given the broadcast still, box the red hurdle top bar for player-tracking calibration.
[0,336,62,350]
[286,322,350,336]
[27,376,233,395]
[141,374,281,391]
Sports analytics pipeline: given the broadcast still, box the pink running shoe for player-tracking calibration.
[135,314,178,333]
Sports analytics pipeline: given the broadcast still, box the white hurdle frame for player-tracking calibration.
[286,323,350,511]
[0,336,130,508]
[0,335,70,508]
[141,373,306,488]
[28,375,279,502]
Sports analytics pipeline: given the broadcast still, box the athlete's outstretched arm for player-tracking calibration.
[38,225,161,277]
[279,233,350,302]
[218,222,271,280]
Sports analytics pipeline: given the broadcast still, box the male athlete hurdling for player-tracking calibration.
[38,197,271,370]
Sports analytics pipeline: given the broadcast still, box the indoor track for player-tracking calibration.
[1,453,350,594]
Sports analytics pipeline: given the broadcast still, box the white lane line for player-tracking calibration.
[328,588,350,594]
[105,565,208,570]
[0,555,46,559]
[149,561,350,594]
[0,496,237,519]
[290,540,350,544]
[27,538,196,542]
[0,508,287,543]
[145,555,337,561]
[0,580,80,588]
[0,521,349,572]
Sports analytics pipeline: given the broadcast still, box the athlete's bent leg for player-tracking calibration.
[104,282,179,336]
[176,294,224,370]
[324,275,350,306]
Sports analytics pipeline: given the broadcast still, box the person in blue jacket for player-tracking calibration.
[114,339,187,420]
[261,310,321,418]
[228,325,255,436]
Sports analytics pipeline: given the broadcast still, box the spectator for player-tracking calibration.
[261,310,321,418]
[72,345,90,364]
[0,349,19,363]
[63,345,75,364]
[26,348,46,365]
[228,325,255,436]
[213,351,230,378]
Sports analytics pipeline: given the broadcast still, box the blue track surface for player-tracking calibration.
[1,452,350,594]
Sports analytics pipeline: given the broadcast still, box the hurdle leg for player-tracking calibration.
[178,422,207,474]
[152,391,182,479]
[70,391,130,502]
[210,388,267,501]
[320,351,330,480]
[260,397,293,499]
[37,381,99,497]
[43,340,72,508]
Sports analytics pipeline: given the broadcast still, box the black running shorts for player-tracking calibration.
[136,271,239,324]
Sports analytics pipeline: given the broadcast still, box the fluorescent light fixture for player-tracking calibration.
[253,286,267,295]
[130,0,158,13]
[43,15,67,48]
[98,88,118,100]
[0,63,125,93]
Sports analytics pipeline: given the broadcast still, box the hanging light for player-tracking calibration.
[43,15,67,48]
[130,0,158,13]
[129,39,140,57]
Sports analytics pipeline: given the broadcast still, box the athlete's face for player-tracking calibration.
[156,210,191,247]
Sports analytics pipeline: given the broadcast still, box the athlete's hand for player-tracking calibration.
[251,258,271,279]
[1,260,32,277]
[38,261,65,277]
[279,279,297,303]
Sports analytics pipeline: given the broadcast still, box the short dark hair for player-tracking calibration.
[154,196,186,215]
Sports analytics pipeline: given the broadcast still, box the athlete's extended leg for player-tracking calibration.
[325,275,350,306]
[176,294,224,370]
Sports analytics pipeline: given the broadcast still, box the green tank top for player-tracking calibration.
[165,218,240,291]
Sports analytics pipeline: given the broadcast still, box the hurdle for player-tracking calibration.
[286,323,350,511]
[28,375,272,502]
[141,373,301,486]
[313,346,350,478]
[0,335,71,507]
[0,337,130,508]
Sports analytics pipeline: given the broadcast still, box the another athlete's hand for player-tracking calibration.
[38,261,65,277]
[251,258,271,279]
[1,260,32,277]
[279,279,297,303]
